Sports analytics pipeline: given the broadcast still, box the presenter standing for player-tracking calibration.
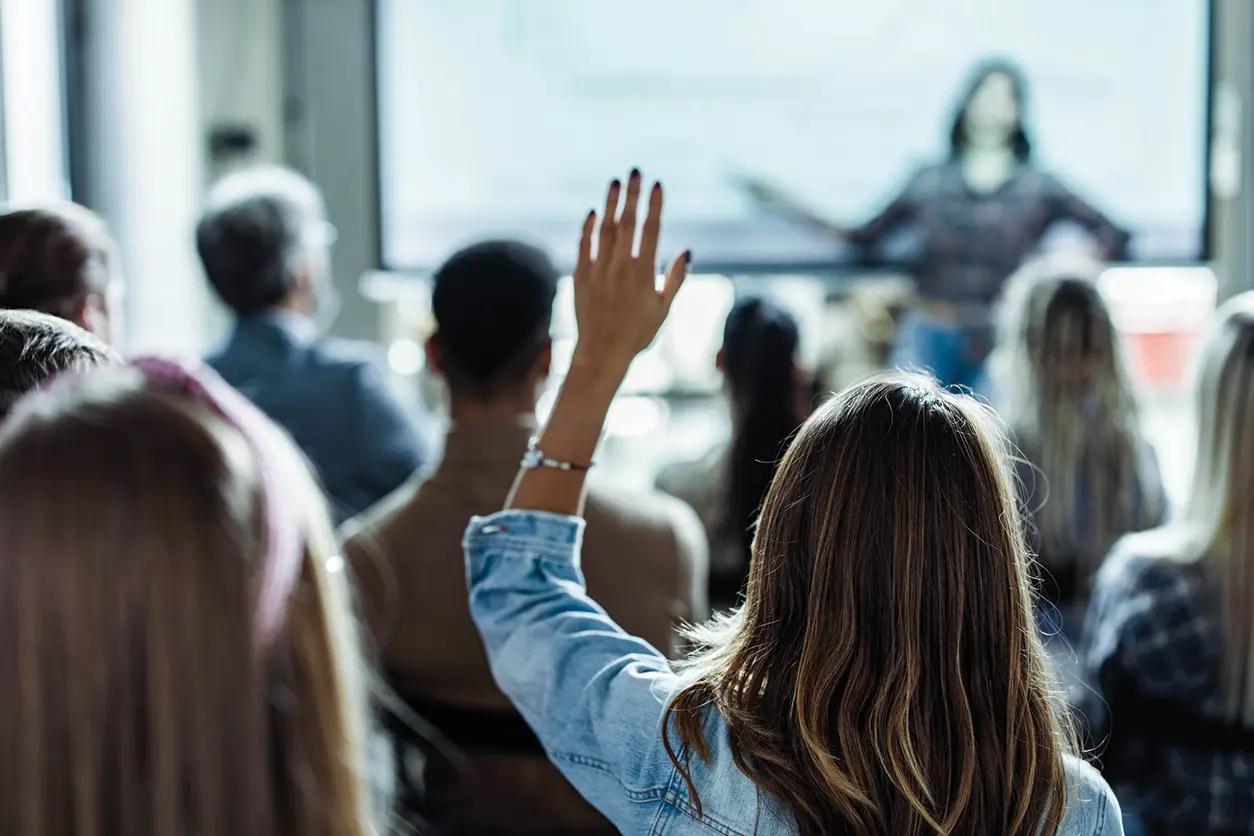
[746,60,1129,390]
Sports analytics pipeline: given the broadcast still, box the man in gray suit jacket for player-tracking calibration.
[198,167,426,523]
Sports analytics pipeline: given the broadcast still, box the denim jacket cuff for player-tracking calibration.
[463,510,586,567]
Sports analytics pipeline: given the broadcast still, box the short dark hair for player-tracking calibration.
[0,309,118,418]
[431,240,557,397]
[0,204,118,319]
[196,167,325,315]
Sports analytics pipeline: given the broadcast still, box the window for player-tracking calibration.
[0,0,70,203]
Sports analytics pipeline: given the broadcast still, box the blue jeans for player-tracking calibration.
[891,309,992,393]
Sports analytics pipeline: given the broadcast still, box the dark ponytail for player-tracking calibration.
[722,297,802,574]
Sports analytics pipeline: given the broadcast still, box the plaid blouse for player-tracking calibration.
[1078,540,1254,835]
[851,162,1130,305]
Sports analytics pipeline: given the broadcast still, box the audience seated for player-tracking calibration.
[989,257,1166,629]
[0,357,373,836]
[198,166,427,523]
[464,172,1121,835]
[0,309,118,417]
[1077,291,1254,836]
[656,296,807,609]
[0,203,124,344]
[343,239,708,834]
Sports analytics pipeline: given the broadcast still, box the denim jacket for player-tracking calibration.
[464,510,1123,835]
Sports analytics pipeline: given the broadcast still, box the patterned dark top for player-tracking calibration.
[1077,541,1254,835]
[850,162,1130,305]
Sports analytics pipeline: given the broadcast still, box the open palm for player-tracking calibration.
[572,170,690,372]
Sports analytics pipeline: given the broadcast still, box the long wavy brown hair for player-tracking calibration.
[664,374,1073,836]
[0,366,372,836]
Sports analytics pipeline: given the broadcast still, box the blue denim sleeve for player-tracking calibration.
[463,510,683,828]
[1062,754,1125,836]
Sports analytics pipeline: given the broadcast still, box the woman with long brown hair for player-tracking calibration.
[990,257,1166,621]
[463,171,1121,834]
[0,357,373,836]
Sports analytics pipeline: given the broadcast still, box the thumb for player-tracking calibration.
[660,250,691,310]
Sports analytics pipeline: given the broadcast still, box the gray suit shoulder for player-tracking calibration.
[307,335,386,374]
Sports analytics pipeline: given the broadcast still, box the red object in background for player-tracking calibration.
[1100,267,1217,392]
[1123,329,1203,389]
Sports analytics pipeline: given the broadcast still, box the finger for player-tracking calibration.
[613,168,642,262]
[638,181,663,270]
[660,249,692,308]
[598,179,621,262]
[574,210,596,283]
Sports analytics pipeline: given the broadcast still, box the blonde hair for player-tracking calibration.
[0,366,372,836]
[665,375,1073,836]
[1149,291,1254,725]
[992,256,1162,588]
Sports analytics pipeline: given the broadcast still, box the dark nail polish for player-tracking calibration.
[630,168,641,181]
[652,181,662,193]
[610,179,621,190]
[684,250,694,267]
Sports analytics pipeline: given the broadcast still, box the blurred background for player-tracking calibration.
[6,0,1252,497]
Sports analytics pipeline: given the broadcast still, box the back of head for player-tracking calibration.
[0,310,117,418]
[197,166,326,315]
[668,375,1070,836]
[994,257,1155,577]
[431,239,557,398]
[1184,291,1254,724]
[720,297,802,560]
[0,203,118,320]
[0,365,370,836]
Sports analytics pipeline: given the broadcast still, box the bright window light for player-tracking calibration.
[0,0,69,203]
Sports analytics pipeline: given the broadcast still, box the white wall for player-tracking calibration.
[196,0,287,346]
[283,0,381,341]
[73,0,288,354]
[197,0,285,174]
[78,0,207,354]
[1209,0,1254,297]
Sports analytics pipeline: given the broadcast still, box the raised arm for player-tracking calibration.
[846,167,925,253]
[465,170,694,828]
[508,170,688,519]
[738,174,851,242]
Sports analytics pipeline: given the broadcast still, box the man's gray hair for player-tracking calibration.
[196,166,326,315]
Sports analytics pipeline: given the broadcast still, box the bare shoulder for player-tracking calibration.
[342,473,422,535]
[586,482,703,542]
[1059,755,1123,836]
[655,446,726,501]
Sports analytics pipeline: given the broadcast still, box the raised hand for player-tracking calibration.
[571,169,690,376]
[503,171,690,516]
